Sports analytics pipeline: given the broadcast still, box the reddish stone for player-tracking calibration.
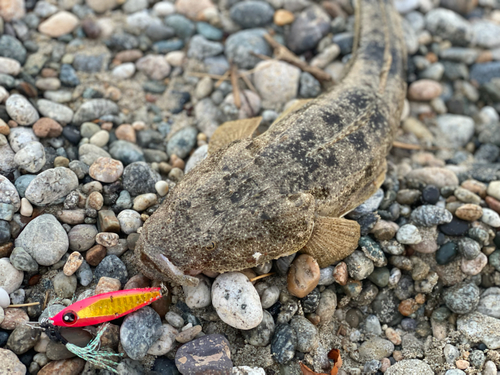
[32,118,63,138]
[85,244,106,266]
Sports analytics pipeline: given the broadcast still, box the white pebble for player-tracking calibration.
[0,287,10,308]
[20,198,33,217]
[183,275,211,309]
[147,323,178,356]
[481,208,500,228]
[396,224,422,244]
[133,193,157,211]
[155,180,169,196]
[112,63,136,79]
[0,259,23,294]
[165,311,184,329]
[117,209,142,234]
[212,272,263,330]
[90,130,110,147]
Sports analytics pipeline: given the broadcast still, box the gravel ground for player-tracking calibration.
[1,0,500,374]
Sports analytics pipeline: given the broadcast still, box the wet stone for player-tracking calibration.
[271,324,297,364]
[443,282,480,314]
[287,254,320,298]
[436,242,458,265]
[120,306,162,360]
[410,206,452,227]
[175,334,233,374]
[458,238,481,260]
[439,217,469,236]
[241,310,275,347]
[345,250,374,280]
[6,325,40,354]
[94,255,128,285]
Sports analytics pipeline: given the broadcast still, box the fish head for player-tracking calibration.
[135,139,316,286]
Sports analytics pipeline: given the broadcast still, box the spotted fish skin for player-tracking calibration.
[135,0,407,286]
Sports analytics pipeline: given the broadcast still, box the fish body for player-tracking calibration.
[136,0,407,286]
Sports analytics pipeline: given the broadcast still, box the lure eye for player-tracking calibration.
[206,241,217,251]
[62,311,78,325]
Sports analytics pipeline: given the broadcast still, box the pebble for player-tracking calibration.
[0,57,21,76]
[15,214,68,266]
[225,29,272,69]
[253,61,300,110]
[242,310,275,347]
[0,258,23,294]
[425,8,471,46]
[53,272,77,298]
[455,204,483,221]
[183,275,211,309]
[5,94,39,125]
[271,323,297,364]
[287,254,320,298]
[95,276,121,294]
[175,334,233,374]
[443,282,480,314]
[94,255,128,285]
[385,359,433,375]
[120,306,162,360]
[457,312,500,349]
[117,209,142,234]
[290,315,318,352]
[436,242,458,265]
[436,114,475,148]
[411,205,452,226]
[0,35,26,64]
[287,5,330,54]
[0,175,20,212]
[122,162,161,196]
[461,252,488,276]
[481,208,500,228]
[405,167,459,188]
[408,79,442,101]
[175,325,202,343]
[212,272,263,330]
[345,251,374,280]
[96,232,119,247]
[9,247,38,272]
[133,193,157,211]
[73,99,119,125]
[0,288,10,308]
[25,167,79,206]
[439,217,469,236]
[38,11,78,37]
[89,157,124,183]
[136,55,171,80]
[230,1,274,29]
[109,140,145,165]
[487,181,500,200]
[167,127,198,159]
[147,323,178,356]
[63,251,83,276]
[0,348,26,374]
[359,337,394,362]
[396,224,422,244]
[8,127,38,153]
[316,289,337,323]
[32,118,63,138]
[14,141,46,173]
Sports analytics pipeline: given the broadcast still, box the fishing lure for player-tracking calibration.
[30,286,166,373]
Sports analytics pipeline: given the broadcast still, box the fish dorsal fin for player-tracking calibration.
[301,216,360,268]
[208,117,262,154]
[272,99,312,125]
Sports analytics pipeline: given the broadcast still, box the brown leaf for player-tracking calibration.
[299,348,342,375]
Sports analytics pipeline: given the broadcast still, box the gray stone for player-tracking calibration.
[73,99,119,125]
[345,251,374,280]
[8,127,38,153]
[425,8,472,47]
[9,247,38,272]
[385,359,433,375]
[185,144,208,173]
[166,127,197,159]
[37,99,74,125]
[122,162,161,196]
[472,21,500,48]
[290,316,318,353]
[68,224,97,251]
[410,205,452,226]
[230,1,274,29]
[457,312,500,349]
[477,290,500,319]
[241,310,275,347]
[225,29,272,69]
[187,35,224,60]
[120,306,162,360]
[6,94,39,126]
[13,141,46,173]
[359,337,394,361]
[286,5,330,54]
[443,282,480,314]
[78,143,111,166]
[436,114,475,148]
[0,175,20,212]
[53,271,77,298]
[15,214,69,266]
[109,140,145,165]
[25,167,79,206]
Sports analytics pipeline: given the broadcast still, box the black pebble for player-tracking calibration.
[267,301,281,322]
[435,242,458,265]
[152,357,180,375]
[62,126,81,145]
[422,185,440,204]
[19,349,36,367]
[494,231,500,248]
[439,218,469,236]
[271,324,297,364]
[0,330,9,347]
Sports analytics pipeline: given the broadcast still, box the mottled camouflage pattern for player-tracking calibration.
[135,0,407,286]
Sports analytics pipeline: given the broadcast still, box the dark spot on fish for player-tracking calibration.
[254,157,265,166]
[230,192,241,203]
[321,110,342,127]
[260,212,271,221]
[324,152,338,167]
[348,131,368,151]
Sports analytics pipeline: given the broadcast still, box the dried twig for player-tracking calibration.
[230,64,241,108]
[392,141,422,150]
[7,302,40,308]
[249,272,274,282]
[262,34,332,82]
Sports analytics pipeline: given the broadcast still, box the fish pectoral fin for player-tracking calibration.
[300,216,360,268]
[208,116,262,154]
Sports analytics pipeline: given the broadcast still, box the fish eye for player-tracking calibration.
[62,311,78,325]
[206,241,217,251]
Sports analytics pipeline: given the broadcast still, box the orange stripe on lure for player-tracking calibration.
[50,287,163,328]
